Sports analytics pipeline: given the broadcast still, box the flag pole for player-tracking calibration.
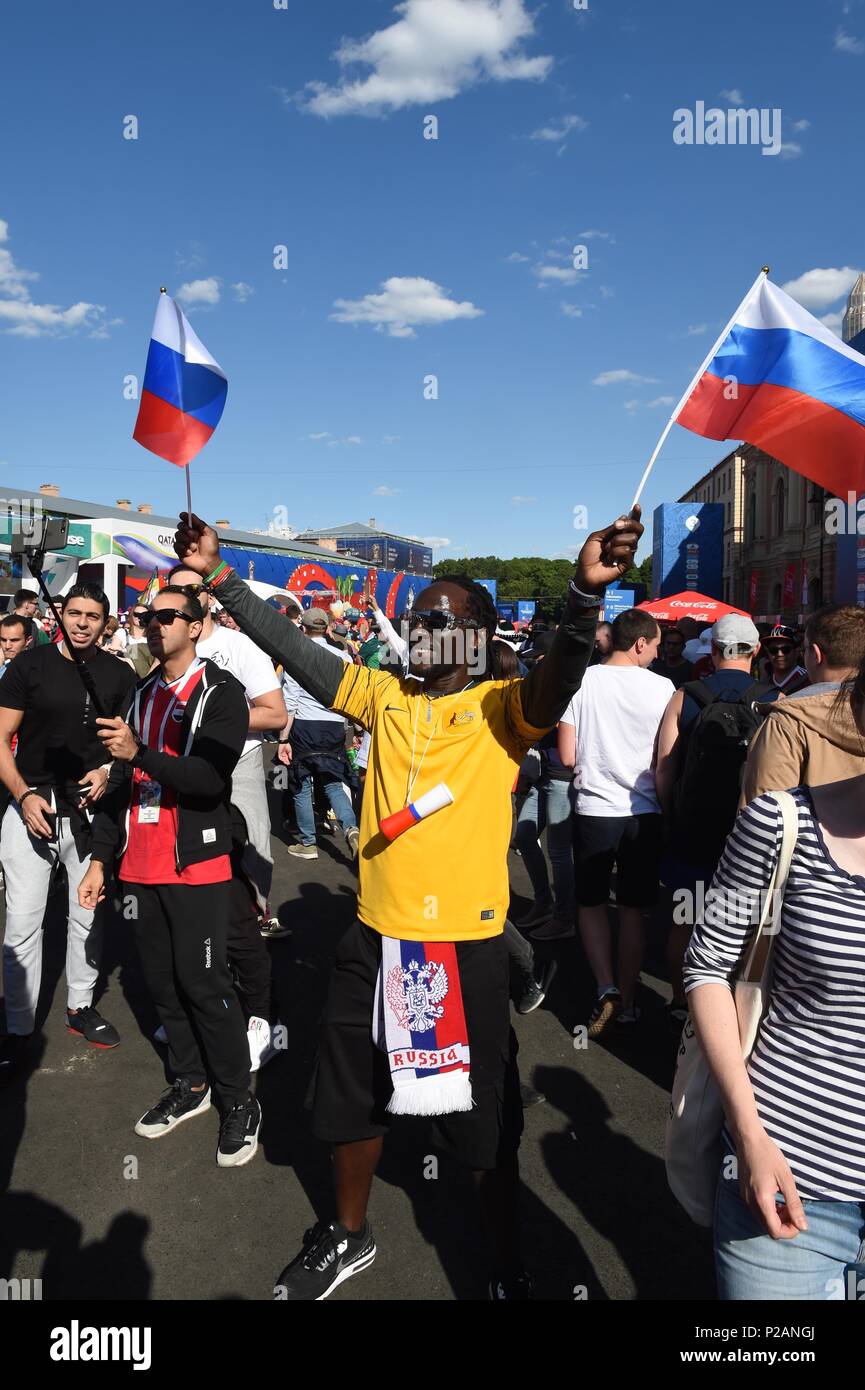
[629,266,770,511]
[157,285,196,517]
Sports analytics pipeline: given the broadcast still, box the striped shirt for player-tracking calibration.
[683,787,865,1201]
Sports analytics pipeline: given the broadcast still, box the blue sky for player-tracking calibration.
[1,0,863,563]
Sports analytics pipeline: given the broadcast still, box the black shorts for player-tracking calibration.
[574,813,663,909]
[312,921,523,1170]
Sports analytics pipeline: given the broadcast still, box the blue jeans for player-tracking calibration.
[715,1175,865,1300]
[293,775,357,845]
[515,778,574,914]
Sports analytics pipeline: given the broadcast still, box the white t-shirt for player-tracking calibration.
[560,664,675,817]
[196,624,281,759]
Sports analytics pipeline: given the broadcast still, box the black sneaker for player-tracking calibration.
[489,1270,533,1300]
[259,915,292,941]
[135,1078,212,1138]
[274,1221,376,1301]
[217,1094,261,1168]
[66,1006,120,1048]
[517,959,558,1015]
[0,1033,32,1080]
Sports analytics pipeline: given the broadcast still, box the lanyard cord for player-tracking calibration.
[406,698,436,807]
[404,679,478,807]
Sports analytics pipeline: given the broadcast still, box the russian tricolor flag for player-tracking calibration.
[676,274,865,497]
[133,292,227,467]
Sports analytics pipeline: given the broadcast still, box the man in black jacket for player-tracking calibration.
[174,507,643,1299]
[78,586,261,1168]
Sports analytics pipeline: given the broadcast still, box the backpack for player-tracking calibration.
[671,680,765,866]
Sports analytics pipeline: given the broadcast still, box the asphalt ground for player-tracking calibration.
[0,780,715,1304]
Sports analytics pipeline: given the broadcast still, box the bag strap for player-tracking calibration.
[741,790,799,985]
[681,680,716,709]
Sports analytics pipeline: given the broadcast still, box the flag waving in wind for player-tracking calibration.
[676,273,865,497]
[133,291,227,467]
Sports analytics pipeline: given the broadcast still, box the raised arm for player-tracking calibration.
[518,509,644,728]
[174,514,345,708]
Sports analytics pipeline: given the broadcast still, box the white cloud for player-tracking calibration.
[529,114,587,142]
[686,323,708,335]
[623,399,640,413]
[422,536,451,549]
[792,118,810,131]
[309,432,331,440]
[382,435,400,444]
[345,435,362,445]
[835,26,865,52]
[578,229,614,241]
[648,395,676,408]
[720,88,745,106]
[176,276,221,307]
[820,310,844,334]
[600,285,614,299]
[781,265,864,310]
[373,485,401,495]
[560,302,583,318]
[330,275,483,338]
[779,141,803,160]
[231,281,254,302]
[296,0,552,118]
[504,251,529,262]
[0,221,109,338]
[593,369,659,386]
[534,263,578,285]
[511,495,536,504]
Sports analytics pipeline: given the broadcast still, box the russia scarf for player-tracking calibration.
[373,936,472,1116]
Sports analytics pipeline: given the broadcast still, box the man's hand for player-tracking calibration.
[174,512,222,577]
[574,506,644,595]
[96,717,139,762]
[21,793,55,839]
[78,766,109,807]
[79,862,106,911]
[277,742,292,766]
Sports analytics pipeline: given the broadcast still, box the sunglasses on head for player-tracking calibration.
[175,581,206,596]
[399,610,480,633]
[142,608,196,628]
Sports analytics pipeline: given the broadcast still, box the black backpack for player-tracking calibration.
[671,680,765,865]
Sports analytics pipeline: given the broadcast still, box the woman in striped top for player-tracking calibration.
[683,700,865,1300]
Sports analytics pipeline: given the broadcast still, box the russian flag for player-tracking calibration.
[133,292,227,467]
[676,274,865,497]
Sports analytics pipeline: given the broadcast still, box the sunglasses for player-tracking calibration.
[398,610,481,633]
[767,643,794,656]
[176,582,206,596]
[142,608,197,628]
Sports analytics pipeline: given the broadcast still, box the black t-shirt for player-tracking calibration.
[651,657,694,690]
[0,645,136,806]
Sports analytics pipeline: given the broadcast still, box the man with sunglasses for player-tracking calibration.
[167,564,286,1064]
[758,623,810,701]
[78,586,261,1165]
[174,506,642,1299]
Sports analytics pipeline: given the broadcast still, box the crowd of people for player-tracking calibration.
[1,515,865,1303]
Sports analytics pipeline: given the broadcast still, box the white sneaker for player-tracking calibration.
[248,1016,274,1073]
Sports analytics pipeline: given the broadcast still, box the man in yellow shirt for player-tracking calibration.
[174,507,643,1301]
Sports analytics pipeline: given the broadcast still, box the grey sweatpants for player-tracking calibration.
[1,803,101,1035]
[230,742,273,916]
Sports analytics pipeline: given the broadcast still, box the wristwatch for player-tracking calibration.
[568,580,604,608]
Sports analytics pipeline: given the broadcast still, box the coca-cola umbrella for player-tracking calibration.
[636,591,751,623]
